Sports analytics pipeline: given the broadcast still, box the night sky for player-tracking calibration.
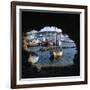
[22,10,80,46]
[21,10,80,78]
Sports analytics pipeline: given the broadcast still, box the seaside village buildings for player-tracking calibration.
[23,26,76,50]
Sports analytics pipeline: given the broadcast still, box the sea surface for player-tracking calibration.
[22,46,80,78]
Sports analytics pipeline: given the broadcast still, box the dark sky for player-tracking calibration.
[21,10,80,47]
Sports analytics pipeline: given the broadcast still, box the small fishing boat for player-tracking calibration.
[50,50,64,60]
[28,52,39,64]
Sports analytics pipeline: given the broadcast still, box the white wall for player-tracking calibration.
[0,0,89,90]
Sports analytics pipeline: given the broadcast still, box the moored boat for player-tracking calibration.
[50,50,64,60]
[28,52,39,64]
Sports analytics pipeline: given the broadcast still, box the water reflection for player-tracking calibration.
[30,46,77,66]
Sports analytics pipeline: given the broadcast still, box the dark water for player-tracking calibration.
[21,47,80,78]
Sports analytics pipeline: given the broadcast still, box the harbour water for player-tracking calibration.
[30,46,77,65]
[22,46,80,78]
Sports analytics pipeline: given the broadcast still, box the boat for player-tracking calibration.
[28,52,39,64]
[29,38,41,46]
[50,50,64,60]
